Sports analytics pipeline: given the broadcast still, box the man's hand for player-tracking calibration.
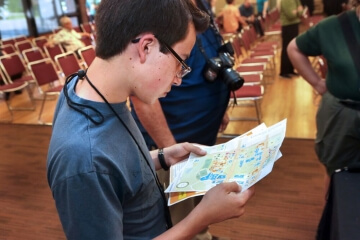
[163,142,207,167]
[189,183,255,226]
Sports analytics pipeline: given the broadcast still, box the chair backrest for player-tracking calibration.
[1,38,15,47]
[28,58,60,86]
[73,26,82,33]
[0,52,28,81]
[23,47,45,63]
[0,67,9,85]
[239,30,252,52]
[32,36,48,52]
[14,35,27,42]
[80,22,94,34]
[55,52,82,77]
[52,27,62,34]
[78,45,96,67]
[44,43,64,61]
[1,44,16,55]
[229,34,243,63]
[81,34,94,47]
[15,40,34,54]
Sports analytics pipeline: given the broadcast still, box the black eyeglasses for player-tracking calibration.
[131,36,191,78]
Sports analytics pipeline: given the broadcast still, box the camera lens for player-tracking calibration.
[222,68,244,91]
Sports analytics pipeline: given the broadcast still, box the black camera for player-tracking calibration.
[203,43,244,91]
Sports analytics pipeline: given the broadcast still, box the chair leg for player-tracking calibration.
[8,86,36,111]
[254,99,262,124]
[229,99,263,122]
[0,97,14,123]
[38,95,47,124]
[38,93,58,125]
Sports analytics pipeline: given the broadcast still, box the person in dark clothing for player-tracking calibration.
[239,0,264,36]
[323,0,348,16]
[300,0,314,16]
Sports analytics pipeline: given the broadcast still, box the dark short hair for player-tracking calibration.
[95,0,210,59]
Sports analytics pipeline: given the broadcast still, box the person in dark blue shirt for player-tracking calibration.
[131,1,244,239]
[239,0,264,36]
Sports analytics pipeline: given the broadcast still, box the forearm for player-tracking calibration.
[263,1,268,15]
[287,39,325,93]
[131,96,176,148]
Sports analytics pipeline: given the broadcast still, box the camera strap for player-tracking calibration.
[196,37,238,106]
[196,0,224,44]
[196,36,210,61]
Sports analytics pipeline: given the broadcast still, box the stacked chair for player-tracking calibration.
[0,26,95,123]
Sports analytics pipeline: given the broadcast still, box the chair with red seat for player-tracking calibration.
[0,52,35,86]
[0,67,35,122]
[78,45,96,68]
[81,35,94,47]
[239,29,276,82]
[28,58,63,124]
[32,36,48,53]
[1,38,15,47]
[13,35,27,42]
[22,47,46,64]
[14,40,34,56]
[55,51,83,78]
[228,84,264,124]
[1,44,16,55]
[229,34,271,84]
[80,22,95,34]
[44,43,65,62]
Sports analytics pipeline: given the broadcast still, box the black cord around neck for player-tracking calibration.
[64,70,173,229]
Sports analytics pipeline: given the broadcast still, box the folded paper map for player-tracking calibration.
[165,119,287,206]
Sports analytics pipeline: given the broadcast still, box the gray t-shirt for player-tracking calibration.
[47,76,167,239]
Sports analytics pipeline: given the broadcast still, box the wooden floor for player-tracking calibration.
[0,125,325,240]
[0,32,325,239]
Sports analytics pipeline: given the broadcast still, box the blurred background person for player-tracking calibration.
[279,0,303,79]
[239,0,265,36]
[217,0,247,33]
[300,0,314,16]
[45,16,91,54]
[256,0,269,18]
[131,1,239,240]
[323,0,350,16]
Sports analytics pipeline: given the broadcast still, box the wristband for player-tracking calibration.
[158,148,169,171]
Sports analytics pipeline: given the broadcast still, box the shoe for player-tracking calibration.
[279,74,292,79]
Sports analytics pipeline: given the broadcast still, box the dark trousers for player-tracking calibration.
[280,23,299,75]
[247,19,264,36]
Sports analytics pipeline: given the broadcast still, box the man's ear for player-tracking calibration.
[136,34,156,63]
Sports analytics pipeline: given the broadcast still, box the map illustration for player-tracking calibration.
[165,119,287,206]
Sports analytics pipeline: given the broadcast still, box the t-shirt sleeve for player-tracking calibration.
[296,23,323,56]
